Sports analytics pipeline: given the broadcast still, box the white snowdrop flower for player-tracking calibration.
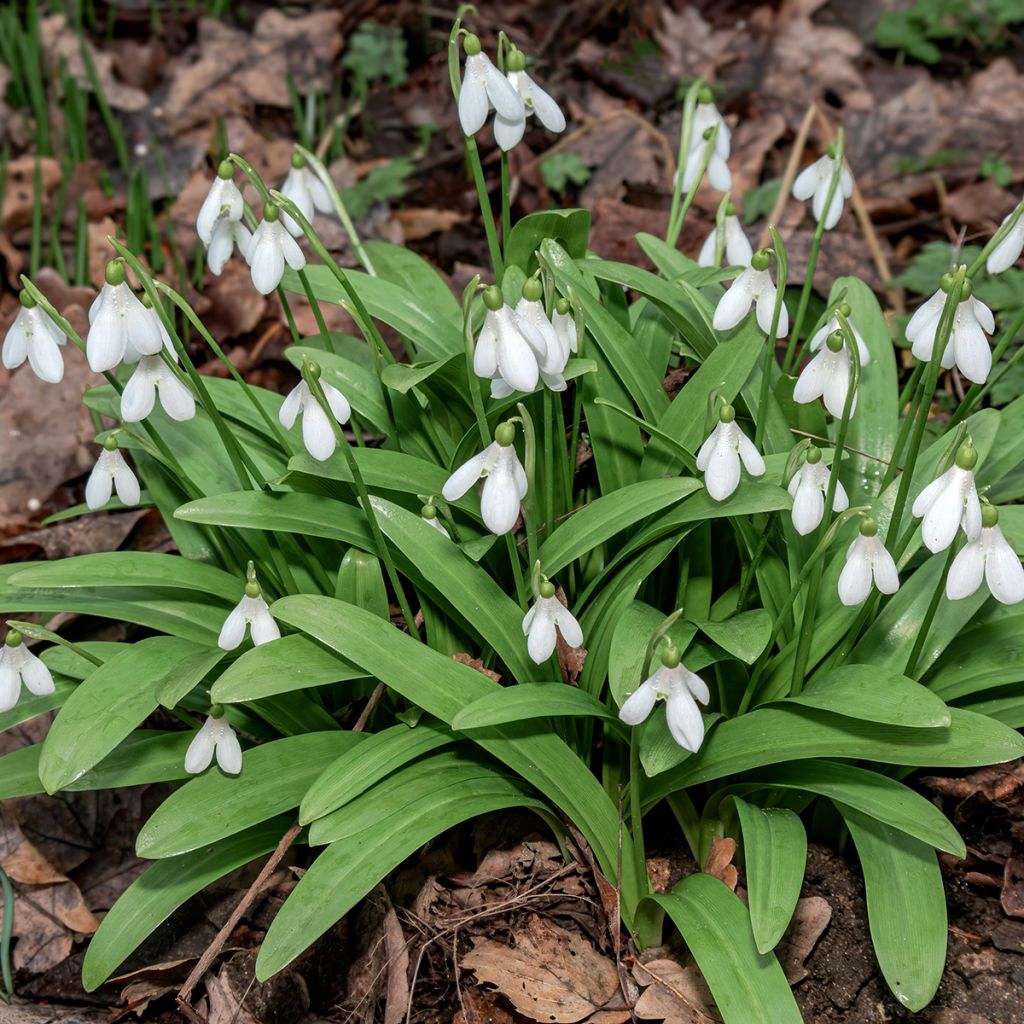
[906,276,994,385]
[522,580,583,664]
[838,518,900,606]
[121,351,195,423]
[911,443,983,554]
[792,150,853,230]
[516,280,566,391]
[679,93,731,194]
[184,708,242,775]
[793,330,857,419]
[441,423,527,536]
[698,212,752,268]
[245,205,306,295]
[2,291,67,384]
[986,206,1024,275]
[946,505,1024,605]
[458,34,524,139]
[85,439,141,510]
[196,161,244,245]
[494,48,566,151]
[552,298,578,363]
[280,153,333,236]
[218,576,280,651]
[421,503,450,539]
[86,262,163,373]
[474,285,547,397]
[278,367,351,462]
[619,642,710,753]
[0,630,55,714]
[788,446,849,536]
[696,404,765,502]
[808,308,870,366]
[712,251,789,337]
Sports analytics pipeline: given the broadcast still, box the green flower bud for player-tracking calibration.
[209,702,225,719]
[507,48,526,72]
[661,640,681,669]
[421,503,437,520]
[495,421,516,446]
[217,160,234,180]
[555,297,571,316]
[697,86,713,105]
[103,435,119,452]
[859,517,878,538]
[483,285,505,312]
[954,442,977,471]
[244,580,261,599]
[141,291,154,308]
[981,503,999,529]
[826,142,838,159]
[939,272,955,294]
[463,33,482,56]
[105,260,126,287]
[806,445,822,465]
[837,301,851,318]
[751,249,771,272]
[18,288,36,309]
[539,580,556,599]
[719,403,736,424]
[263,203,280,223]
[725,202,737,217]
[304,359,322,380]
[826,330,845,353]
[291,151,306,170]
[5,629,22,648]
[522,277,543,303]
[960,278,973,300]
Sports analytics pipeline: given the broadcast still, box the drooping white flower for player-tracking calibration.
[619,645,710,753]
[0,631,55,713]
[911,445,983,554]
[279,376,351,462]
[474,286,547,397]
[838,519,900,606]
[808,311,870,366]
[986,207,1024,275]
[679,97,731,194]
[712,255,789,337]
[245,206,306,295]
[906,280,994,385]
[516,283,566,391]
[458,34,524,139]
[788,449,849,536]
[197,164,244,247]
[522,581,583,664]
[184,711,242,775]
[793,331,857,418]
[696,405,765,501]
[441,425,527,535]
[121,353,196,423]
[85,442,141,510]
[421,503,450,539]
[87,264,163,373]
[494,49,565,151]
[218,579,280,651]
[2,293,67,383]
[792,152,854,230]
[280,156,333,236]
[698,213,753,268]
[946,506,1024,605]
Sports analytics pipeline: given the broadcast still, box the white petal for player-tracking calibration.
[556,607,583,649]
[214,724,243,774]
[526,607,558,664]
[207,219,236,275]
[695,424,721,472]
[986,528,1024,604]
[474,316,499,378]
[85,456,113,510]
[970,297,995,335]
[792,162,820,201]
[986,216,1024,275]
[952,315,991,384]
[822,188,845,231]
[526,77,565,132]
[905,291,945,343]
[301,399,337,461]
[25,328,65,383]
[19,649,55,697]
[912,472,949,520]
[494,112,525,151]
[249,231,285,295]
[871,542,900,595]
[279,230,306,271]
[755,283,781,335]
[681,668,710,706]
[946,542,984,600]
[838,544,873,606]
[121,361,158,422]
[250,602,280,645]
[86,295,127,372]
[724,218,753,268]
[125,293,164,357]
[484,60,525,121]
[2,313,29,369]
[665,687,704,752]
[920,489,963,553]
[619,679,657,725]
[698,229,718,267]
[0,655,19,713]
[712,273,754,331]
[704,439,741,501]
[196,181,225,245]
[442,447,492,502]
[791,476,824,535]
[706,154,731,192]
[822,352,853,419]
[458,57,490,135]
[962,480,982,543]
[736,430,765,476]
[158,372,197,421]
[480,464,521,534]
[218,602,248,651]
[279,383,304,429]
[324,382,351,425]
[793,353,827,405]
[184,721,217,773]
[496,318,539,393]
[111,455,141,506]
[833,477,850,512]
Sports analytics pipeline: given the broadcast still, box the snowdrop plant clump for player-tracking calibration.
[3,17,1024,1024]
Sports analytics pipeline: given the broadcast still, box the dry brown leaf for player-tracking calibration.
[654,7,736,81]
[392,208,466,242]
[632,957,718,1024]
[452,652,502,684]
[0,808,67,885]
[2,157,62,234]
[776,895,832,984]
[703,837,738,891]
[201,262,269,341]
[1001,854,1024,919]
[464,914,618,1023]
[381,898,409,1024]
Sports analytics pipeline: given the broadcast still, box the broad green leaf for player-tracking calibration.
[742,761,963,855]
[961,693,1024,727]
[839,805,947,1012]
[135,731,363,858]
[40,637,219,793]
[652,875,803,1024]
[787,664,951,727]
[538,478,701,575]
[287,447,455,503]
[212,634,365,702]
[256,774,547,979]
[582,344,644,491]
[156,646,228,707]
[82,817,289,990]
[270,595,640,919]
[452,683,619,730]
[380,354,460,395]
[363,239,460,318]
[639,710,720,777]
[300,720,456,824]
[694,610,772,664]
[924,614,1024,700]
[41,642,127,677]
[732,798,807,954]
[506,208,590,274]
[335,548,389,618]
[646,705,1024,798]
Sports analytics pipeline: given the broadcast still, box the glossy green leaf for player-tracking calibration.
[335,548,389,618]
[40,637,218,793]
[82,817,289,991]
[839,804,947,1012]
[924,614,1024,700]
[652,875,803,1023]
[732,798,807,954]
[300,720,456,824]
[452,683,619,730]
[363,240,460,319]
[787,664,951,727]
[136,732,363,858]
[506,208,590,274]
[694,610,772,665]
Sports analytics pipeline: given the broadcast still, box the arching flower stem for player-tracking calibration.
[752,227,788,450]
